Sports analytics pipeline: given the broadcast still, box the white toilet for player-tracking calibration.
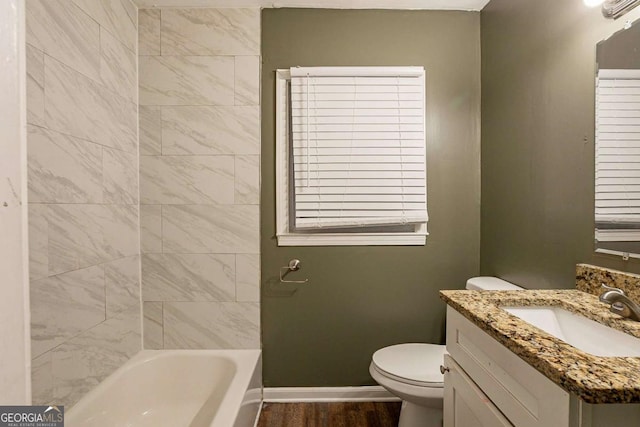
[369,276,523,427]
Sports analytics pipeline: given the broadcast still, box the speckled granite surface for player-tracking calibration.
[577,263,640,302]
[440,289,640,404]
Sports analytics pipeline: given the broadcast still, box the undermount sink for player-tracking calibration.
[502,306,640,357]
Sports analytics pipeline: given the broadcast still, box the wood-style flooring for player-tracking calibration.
[256,402,401,427]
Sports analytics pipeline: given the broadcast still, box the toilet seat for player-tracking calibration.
[371,343,446,388]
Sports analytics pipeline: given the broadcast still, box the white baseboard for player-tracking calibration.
[262,386,400,403]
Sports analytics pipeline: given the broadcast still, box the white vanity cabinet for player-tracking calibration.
[444,306,570,427]
[443,306,640,427]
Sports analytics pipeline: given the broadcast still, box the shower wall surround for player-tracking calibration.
[138,8,261,350]
[26,0,140,407]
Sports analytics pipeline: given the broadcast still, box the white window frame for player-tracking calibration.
[275,68,428,246]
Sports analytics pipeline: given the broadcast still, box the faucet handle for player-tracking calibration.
[601,283,625,295]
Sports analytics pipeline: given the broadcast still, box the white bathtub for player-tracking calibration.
[65,350,262,427]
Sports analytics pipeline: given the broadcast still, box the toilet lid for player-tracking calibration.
[372,343,445,386]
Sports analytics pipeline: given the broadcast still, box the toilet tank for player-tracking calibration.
[466,276,523,291]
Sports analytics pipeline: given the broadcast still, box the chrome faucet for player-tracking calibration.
[599,284,640,321]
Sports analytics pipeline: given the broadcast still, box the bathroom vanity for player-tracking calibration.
[440,265,640,427]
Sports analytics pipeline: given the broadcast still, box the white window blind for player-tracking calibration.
[595,69,640,242]
[289,66,427,230]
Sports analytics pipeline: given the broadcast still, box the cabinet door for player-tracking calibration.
[444,354,513,427]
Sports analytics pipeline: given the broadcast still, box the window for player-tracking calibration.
[595,69,640,244]
[275,67,428,246]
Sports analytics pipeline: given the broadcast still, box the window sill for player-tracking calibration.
[277,232,427,246]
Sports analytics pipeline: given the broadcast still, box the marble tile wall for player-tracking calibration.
[26,0,140,407]
[138,8,261,350]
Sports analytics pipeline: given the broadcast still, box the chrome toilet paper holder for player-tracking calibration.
[279,259,309,284]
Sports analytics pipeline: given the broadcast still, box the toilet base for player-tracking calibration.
[398,401,443,427]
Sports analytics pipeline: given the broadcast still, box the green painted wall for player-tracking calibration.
[480,0,640,288]
[261,9,481,386]
[597,20,640,69]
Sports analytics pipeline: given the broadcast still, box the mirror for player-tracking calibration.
[595,19,640,258]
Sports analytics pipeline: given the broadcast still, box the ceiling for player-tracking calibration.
[132,0,491,10]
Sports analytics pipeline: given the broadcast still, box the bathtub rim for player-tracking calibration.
[65,349,262,427]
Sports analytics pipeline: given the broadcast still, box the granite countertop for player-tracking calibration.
[440,289,640,404]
